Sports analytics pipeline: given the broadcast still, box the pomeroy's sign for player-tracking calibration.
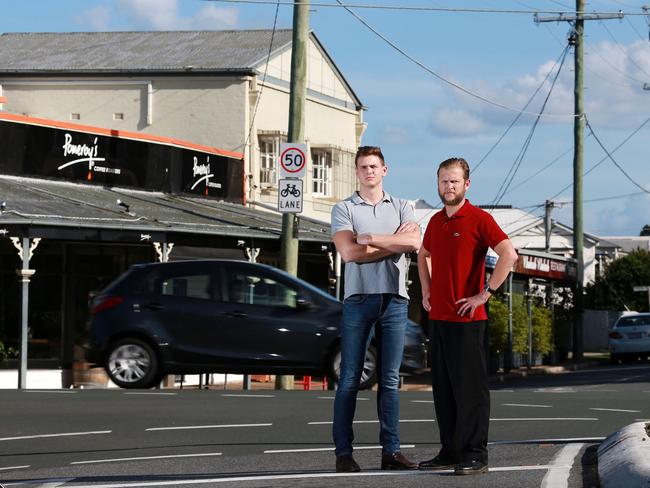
[0,114,244,203]
[514,253,577,281]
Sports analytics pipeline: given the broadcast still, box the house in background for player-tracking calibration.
[0,29,365,222]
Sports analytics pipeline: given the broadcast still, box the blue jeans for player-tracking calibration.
[333,293,408,456]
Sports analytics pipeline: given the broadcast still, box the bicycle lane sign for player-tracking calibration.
[278,179,303,213]
[279,143,307,179]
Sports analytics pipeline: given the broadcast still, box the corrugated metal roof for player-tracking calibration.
[0,30,293,73]
[0,175,330,242]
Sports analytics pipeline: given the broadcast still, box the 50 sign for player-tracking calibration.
[279,143,308,179]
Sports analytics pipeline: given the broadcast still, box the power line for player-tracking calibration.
[208,0,650,15]
[585,116,650,193]
[491,44,570,205]
[474,43,571,173]
[333,0,579,118]
[598,18,650,78]
[547,116,650,200]
[584,38,647,83]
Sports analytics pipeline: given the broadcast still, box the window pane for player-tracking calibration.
[224,271,297,308]
[150,271,214,300]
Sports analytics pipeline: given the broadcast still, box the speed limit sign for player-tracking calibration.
[279,143,308,179]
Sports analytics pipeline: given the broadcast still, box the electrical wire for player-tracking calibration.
[333,0,579,118]
[547,116,650,200]
[491,44,570,205]
[474,43,570,173]
[584,39,647,84]
[206,0,650,16]
[585,117,650,193]
[598,19,650,78]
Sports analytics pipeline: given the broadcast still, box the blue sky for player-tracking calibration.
[2,0,650,236]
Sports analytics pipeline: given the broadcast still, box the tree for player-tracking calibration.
[585,249,650,311]
[640,224,650,236]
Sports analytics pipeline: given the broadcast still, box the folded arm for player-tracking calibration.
[356,222,421,254]
[333,230,394,263]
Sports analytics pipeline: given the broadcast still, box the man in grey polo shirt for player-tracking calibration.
[331,145,420,472]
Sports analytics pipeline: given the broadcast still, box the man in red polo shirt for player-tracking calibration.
[417,157,517,475]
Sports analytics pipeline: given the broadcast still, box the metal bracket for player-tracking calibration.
[10,237,41,262]
[153,242,174,262]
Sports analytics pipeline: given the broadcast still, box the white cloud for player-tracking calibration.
[75,5,112,31]
[430,107,485,137]
[382,125,410,144]
[116,0,238,30]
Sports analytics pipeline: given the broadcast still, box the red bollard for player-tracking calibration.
[322,376,328,390]
[303,375,312,390]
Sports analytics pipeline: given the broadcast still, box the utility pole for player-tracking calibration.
[276,0,309,390]
[535,2,622,361]
[544,200,554,253]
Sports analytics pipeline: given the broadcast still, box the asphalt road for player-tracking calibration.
[1,362,649,488]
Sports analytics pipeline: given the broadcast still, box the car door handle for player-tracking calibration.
[142,302,164,310]
[224,311,248,318]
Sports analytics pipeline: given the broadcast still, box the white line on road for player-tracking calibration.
[489,437,604,445]
[264,444,416,454]
[124,392,177,396]
[0,465,30,471]
[220,394,275,398]
[490,389,515,392]
[490,418,598,421]
[316,396,369,401]
[411,400,434,403]
[502,403,553,408]
[146,423,272,431]
[34,464,556,487]
[22,390,77,394]
[71,453,223,465]
[589,407,641,413]
[540,443,584,488]
[635,418,650,421]
[0,430,111,442]
[308,419,434,425]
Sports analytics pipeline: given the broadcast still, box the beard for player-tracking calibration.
[438,188,465,206]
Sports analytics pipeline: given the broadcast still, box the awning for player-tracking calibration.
[0,175,331,244]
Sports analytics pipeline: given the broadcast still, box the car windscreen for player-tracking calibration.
[616,315,650,327]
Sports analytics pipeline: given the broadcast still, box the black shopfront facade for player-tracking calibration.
[0,114,332,379]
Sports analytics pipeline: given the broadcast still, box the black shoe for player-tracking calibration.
[336,454,361,473]
[418,455,456,471]
[381,451,418,470]
[454,459,488,475]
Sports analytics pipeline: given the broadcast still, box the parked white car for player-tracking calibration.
[609,312,650,363]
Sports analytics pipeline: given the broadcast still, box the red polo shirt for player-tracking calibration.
[422,199,508,322]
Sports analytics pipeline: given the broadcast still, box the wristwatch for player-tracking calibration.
[484,283,498,294]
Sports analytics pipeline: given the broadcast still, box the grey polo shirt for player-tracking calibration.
[331,191,415,300]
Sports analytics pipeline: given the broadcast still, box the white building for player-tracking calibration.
[0,30,365,222]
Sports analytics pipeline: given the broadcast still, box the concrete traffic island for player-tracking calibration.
[598,421,650,487]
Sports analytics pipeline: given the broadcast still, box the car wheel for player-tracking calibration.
[105,338,160,389]
[331,344,378,390]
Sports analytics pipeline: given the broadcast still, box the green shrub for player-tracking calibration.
[0,341,18,362]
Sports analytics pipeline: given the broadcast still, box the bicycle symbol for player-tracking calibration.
[281,184,301,197]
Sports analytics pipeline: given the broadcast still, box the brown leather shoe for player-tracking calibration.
[336,454,361,472]
[381,451,418,470]
[418,454,456,470]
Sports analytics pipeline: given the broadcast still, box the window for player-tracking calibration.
[70,113,81,120]
[259,137,277,187]
[149,270,214,300]
[312,149,332,197]
[223,270,297,308]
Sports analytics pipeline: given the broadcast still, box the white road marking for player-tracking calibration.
[489,437,605,445]
[23,390,76,394]
[308,419,433,425]
[635,418,650,421]
[221,394,274,398]
[411,400,434,403]
[502,403,552,408]
[124,392,177,396]
[316,396,369,401]
[540,443,584,488]
[71,453,222,465]
[38,464,556,487]
[534,388,576,393]
[0,465,30,471]
[34,477,74,487]
[490,418,598,421]
[146,423,272,431]
[0,430,111,442]
[264,444,416,454]
[589,407,641,413]
[491,389,515,392]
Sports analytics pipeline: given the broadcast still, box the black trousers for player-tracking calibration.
[429,320,490,464]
